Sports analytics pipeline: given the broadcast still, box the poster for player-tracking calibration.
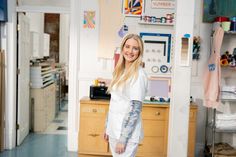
[83,11,95,29]
[98,0,124,59]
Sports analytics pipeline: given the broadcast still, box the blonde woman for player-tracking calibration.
[104,34,148,157]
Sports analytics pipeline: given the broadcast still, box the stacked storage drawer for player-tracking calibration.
[30,64,54,88]
[30,63,56,132]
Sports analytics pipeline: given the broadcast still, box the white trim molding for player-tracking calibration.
[167,0,195,156]
[16,5,70,14]
[67,0,80,151]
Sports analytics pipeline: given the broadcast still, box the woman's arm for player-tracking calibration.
[118,100,142,145]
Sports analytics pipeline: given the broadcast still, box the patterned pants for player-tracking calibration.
[109,137,139,157]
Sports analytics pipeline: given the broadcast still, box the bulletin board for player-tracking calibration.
[140,32,172,76]
[98,0,124,59]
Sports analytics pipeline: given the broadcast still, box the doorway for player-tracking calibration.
[16,12,70,145]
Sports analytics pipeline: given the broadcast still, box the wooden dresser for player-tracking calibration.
[78,97,197,157]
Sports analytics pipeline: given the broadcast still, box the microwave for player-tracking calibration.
[90,86,111,100]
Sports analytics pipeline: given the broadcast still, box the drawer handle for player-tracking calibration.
[138,144,143,146]
[155,112,161,116]
[92,109,97,113]
[89,133,99,137]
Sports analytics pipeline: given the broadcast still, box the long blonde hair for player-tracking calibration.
[108,34,144,92]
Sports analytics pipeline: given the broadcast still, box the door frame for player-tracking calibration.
[6,0,80,151]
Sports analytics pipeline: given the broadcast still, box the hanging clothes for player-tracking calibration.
[203,27,224,108]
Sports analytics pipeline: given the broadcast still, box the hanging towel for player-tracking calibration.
[203,27,224,108]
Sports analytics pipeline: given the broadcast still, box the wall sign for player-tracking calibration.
[151,0,175,9]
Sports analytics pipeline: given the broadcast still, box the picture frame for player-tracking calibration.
[122,0,144,16]
[147,77,171,98]
[140,32,172,76]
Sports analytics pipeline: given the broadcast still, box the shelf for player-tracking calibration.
[207,122,236,132]
[224,31,236,35]
[220,99,236,102]
[138,21,174,26]
[215,129,236,133]
[30,65,54,88]
[221,66,236,70]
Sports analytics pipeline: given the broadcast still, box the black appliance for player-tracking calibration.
[90,86,111,100]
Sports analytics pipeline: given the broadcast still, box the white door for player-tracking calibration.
[17,13,31,145]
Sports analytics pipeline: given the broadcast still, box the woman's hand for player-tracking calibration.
[103,132,109,142]
[115,142,126,154]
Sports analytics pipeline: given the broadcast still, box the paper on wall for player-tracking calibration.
[98,0,124,59]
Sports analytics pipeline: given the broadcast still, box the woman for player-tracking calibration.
[104,34,148,157]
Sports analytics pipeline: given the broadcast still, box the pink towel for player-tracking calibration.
[203,27,224,108]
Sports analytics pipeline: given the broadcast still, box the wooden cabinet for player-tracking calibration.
[137,106,169,157]
[78,97,197,157]
[31,83,56,132]
[79,103,109,154]
[188,107,197,157]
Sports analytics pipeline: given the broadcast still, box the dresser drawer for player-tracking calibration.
[80,104,108,117]
[142,107,168,120]
[137,136,166,157]
[79,117,108,153]
[143,120,166,136]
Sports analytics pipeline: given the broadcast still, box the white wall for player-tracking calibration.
[60,14,70,79]
[190,0,212,156]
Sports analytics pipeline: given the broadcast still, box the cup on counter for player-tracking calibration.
[222,21,231,31]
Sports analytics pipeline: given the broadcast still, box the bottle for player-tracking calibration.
[94,79,98,86]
